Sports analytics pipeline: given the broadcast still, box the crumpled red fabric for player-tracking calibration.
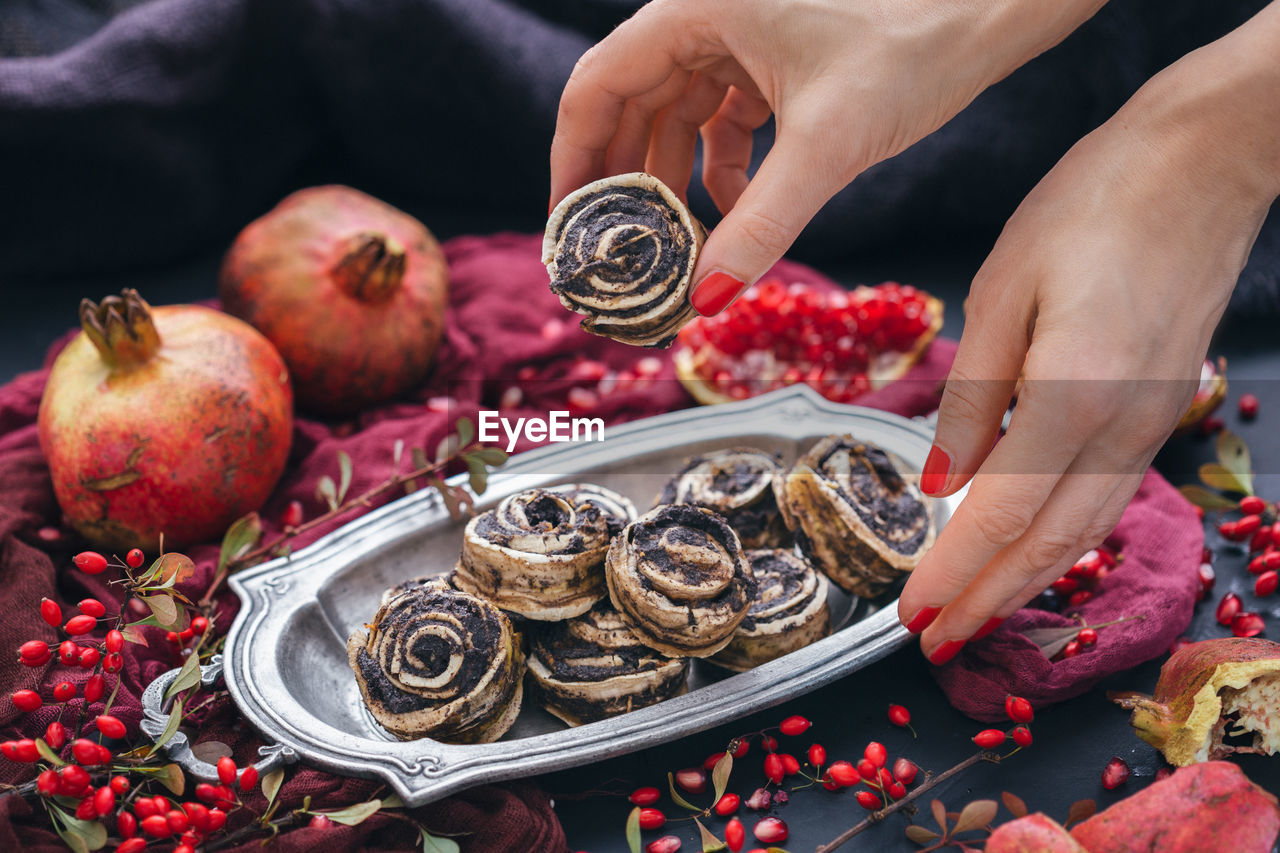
[0,233,953,852]
[932,467,1204,721]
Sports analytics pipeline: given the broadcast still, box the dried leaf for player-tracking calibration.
[316,476,338,512]
[456,416,475,447]
[120,626,148,646]
[411,447,430,470]
[337,451,353,504]
[466,455,488,496]
[696,817,726,852]
[472,447,508,466]
[931,800,948,834]
[1065,799,1097,828]
[1178,485,1239,510]
[905,825,941,844]
[667,772,701,812]
[147,697,183,757]
[1217,431,1252,484]
[1021,625,1085,659]
[165,652,203,701]
[952,800,998,834]
[321,799,383,826]
[262,768,285,810]
[145,593,182,630]
[625,807,641,853]
[191,741,232,765]
[1199,463,1250,495]
[1001,791,1028,819]
[711,752,733,805]
[381,794,404,809]
[435,434,460,465]
[421,830,461,853]
[153,763,185,795]
[218,513,263,571]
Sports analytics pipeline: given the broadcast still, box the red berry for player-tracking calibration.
[1050,576,1079,595]
[1077,628,1098,646]
[822,778,842,792]
[117,839,147,853]
[1218,520,1239,540]
[887,704,911,728]
[126,548,145,568]
[1267,551,1280,571]
[637,808,666,830]
[1012,726,1033,748]
[179,629,194,644]
[1217,592,1243,626]
[1256,571,1278,597]
[1068,590,1094,607]
[78,647,101,669]
[780,753,800,776]
[118,809,138,839]
[888,781,907,799]
[74,551,109,574]
[103,653,123,673]
[40,598,62,627]
[857,758,877,781]
[76,796,98,820]
[715,793,740,816]
[1233,612,1266,638]
[195,783,219,804]
[1238,515,1264,537]
[1061,640,1081,658]
[105,630,125,653]
[166,809,189,833]
[645,836,681,853]
[135,798,160,820]
[892,758,918,786]
[1101,756,1130,790]
[628,786,660,807]
[753,817,789,844]
[44,722,66,750]
[73,738,105,765]
[94,786,116,816]
[141,814,172,837]
[19,640,49,662]
[84,674,105,703]
[65,614,98,636]
[703,752,726,771]
[37,769,59,796]
[1004,695,1034,723]
[764,753,784,784]
[675,767,706,794]
[10,739,38,762]
[57,640,78,665]
[1241,495,1267,515]
[96,715,126,739]
[58,765,91,796]
[864,742,887,767]
[151,795,169,814]
[725,817,745,853]
[282,500,305,528]
[166,632,180,645]
[11,689,42,712]
[214,785,236,809]
[175,846,195,853]
[808,743,826,767]
[110,776,130,795]
[239,765,260,792]
[973,729,1007,749]
[778,715,811,736]
[1240,393,1260,419]
[78,599,107,618]
[206,808,227,832]
[183,802,211,832]
[760,735,777,753]
[308,814,333,830]
[190,616,209,636]
[855,790,882,810]
[731,739,749,758]
[827,760,858,787]
[217,755,237,786]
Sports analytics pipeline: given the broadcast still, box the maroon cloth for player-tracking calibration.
[933,467,1204,721]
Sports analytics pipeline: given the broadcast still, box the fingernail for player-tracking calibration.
[919,445,952,496]
[972,617,1004,641]
[904,605,942,634]
[690,271,746,316]
[927,639,966,666]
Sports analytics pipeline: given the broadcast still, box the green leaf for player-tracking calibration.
[51,807,107,853]
[420,830,461,853]
[666,772,701,812]
[952,800,997,834]
[219,513,263,571]
[1001,791,1028,819]
[381,793,404,809]
[165,652,203,701]
[696,818,726,852]
[145,593,181,630]
[435,434,460,465]
[1065,799,1097,828]
[456,416,475,447]
[1178,485,1239,511]
[1199,463,1251,495]
[411,447,430,470]
[321,799,383,826]
[466,455,488,495]
[905,825,942,844]
[472,447,508,466]
[35,738,64,766]
[1217,430,1253,482]
[711,752,733,805]
[625,807,641,853]
[316,476,338,512]
[337,451,353,504]
[120,626,148,646]
[262,768,285,810]
[147,697,183,757]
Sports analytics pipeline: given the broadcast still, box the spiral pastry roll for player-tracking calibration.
[710,549,831,671]
[379,572,460,606]
[453,488,618,620]
[776,435,935,597]
[605,504,756,658]
[543,172,706,348]
[546,483,637,538]
[526,600,690,726]
[347,586,525,743]
[656,448,790,549]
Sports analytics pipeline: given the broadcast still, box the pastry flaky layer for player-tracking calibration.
[453,485,635,621]
[347,586,525,743]
[710,548,831,672]
[543,172,706,348]
[606,503,757,658]
[775,435,935,598]
[656,447,790,549]
[526,599,690,726]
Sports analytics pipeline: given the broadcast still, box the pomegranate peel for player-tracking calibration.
[1109,637,1280,765]
[1174,357,1228,433]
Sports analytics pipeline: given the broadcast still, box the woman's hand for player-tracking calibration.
[549,0,1104,315]
[898,5,1280,662]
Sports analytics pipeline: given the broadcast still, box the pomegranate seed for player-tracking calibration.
[103,652,123,673]
[19,640,49,662]
[309,814,333,829]
[855,790,882,810]
[760,735,777,753]
[1062,640,1081,658]
[1198,565,1217,604]
[1240,394,1260,419]
[778,715,810,736]
[1004,695,1034,723]
[888,781,907,799]
[764,753,784,784]
[126,548,145,568]
[239,765,260,792]
[752,817,789,845]
[645,837,681,853]
[637,808,665,830]
[73,551,109,574]
[78,647,101,669]
[94,786,115,816]
[1077,628,1098,646]
[1217,592,1243,625]
[808,743,826,767]
[166,809,189,833]
[1012,726,1033,748]
[857,758,877,780]
[141,814,172,837]
[207,808,227,832]
[715,793,740,816]
[110,776,130,795]
[84,674,104,703]
[44,722,65,750]
[892,758,918,785]
[863,742,887,767]
[118,839,147,853]
[1255,571,1278,597]
[675,767,706,794]
[567,387,599,413]
[703,752,726,771]
[40,598,62,627]
[1101,757,1131,789]
[887,704,911,728]
[973,729,1006,749]
[725,817,745,852]
[744,788,772,810]
[827,761,858,787]
[628,786,660,806]
[1233,612,1266,638]
[36,769,58,796]
[65,614,97,636]
[96,715,126,739]
[72,739,104,765]
[780,754,800,776]
[11,689,42,712]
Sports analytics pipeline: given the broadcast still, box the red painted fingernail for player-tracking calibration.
[548,198,554,215]
[927,639,966,666]
[904,606,942,634]
[972,617,1004,641]
[919,445,951,495]
[690,271,746,316]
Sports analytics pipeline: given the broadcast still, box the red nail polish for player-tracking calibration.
[972,617,1004,641]
[690,271,746,316]
[919,445,951,496]
[904,605,942,634]
[927,639,966,666]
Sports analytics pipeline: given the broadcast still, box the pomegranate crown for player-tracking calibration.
[79,288,160,368]
[331,232,406,303]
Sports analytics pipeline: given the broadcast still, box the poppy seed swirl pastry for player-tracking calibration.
[379,571,460,606]
[656,448,790,549]
[347,586,524,743]
[543,172,705,348]
[526,600,690,726]
[453,486,634,620]
[710,549,831,671]
[775,435,935,597]
[605,504,756,658]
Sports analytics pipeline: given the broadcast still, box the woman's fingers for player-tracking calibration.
[603,69,693,179]
[644,72,731,201]
[699,86,774,215]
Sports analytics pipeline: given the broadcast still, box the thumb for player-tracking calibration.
[689,130,840,316]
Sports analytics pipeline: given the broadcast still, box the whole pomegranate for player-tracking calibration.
[219,185,449,415]
[38,290,293,551]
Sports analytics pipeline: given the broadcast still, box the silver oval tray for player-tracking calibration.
[224,385,962,805]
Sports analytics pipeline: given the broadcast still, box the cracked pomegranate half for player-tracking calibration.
[673,280,942,405]
[1110,637,1280,766]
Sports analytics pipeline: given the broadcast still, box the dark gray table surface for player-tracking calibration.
[3,226,1277,853]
